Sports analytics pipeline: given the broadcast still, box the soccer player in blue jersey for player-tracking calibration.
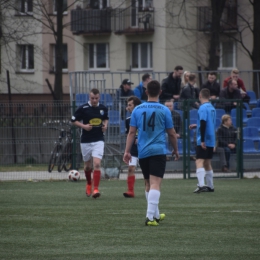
[189,88,216,193]
[71,88,109,199]
[123,80,179,226]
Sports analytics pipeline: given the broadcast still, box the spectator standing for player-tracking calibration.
[216,115,237,171]
[133,73,152,102]
[181,71,191,89]
[119,79,134,119]
[71,88,109,199]
[189,89,216,193]
[123,80,179,226]
[223,68,250,103]
[219,79,241,113]
[164,100,182,138]
[160,65,183,102]
[201,72,220,99]
[123,96,142,198]
[179,73,200,109]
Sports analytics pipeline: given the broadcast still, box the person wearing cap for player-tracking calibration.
[120,79,135,97]
[119,79,135,120]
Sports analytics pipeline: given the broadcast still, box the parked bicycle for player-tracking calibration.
[47,124,73,173]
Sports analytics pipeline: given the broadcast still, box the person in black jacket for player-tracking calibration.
[123,96,141,198]
[179,73,200,109]
[218,79,242,113]
[216,114,237,170]
[201,72,220,99]
[160,65,183,102]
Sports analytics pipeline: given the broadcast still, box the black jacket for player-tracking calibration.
[160,73,181,101]
[217,124,237,148]
[201,81,220,97]
[179,83,199,109]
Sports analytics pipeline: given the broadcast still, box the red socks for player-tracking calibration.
[84,169,92,185]
[127,175,135,192]
[93,170,101,190]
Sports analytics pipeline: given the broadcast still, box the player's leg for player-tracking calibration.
[123,156,138,198]
[80,143,93,197]
[204,150,214,192]
[91,141,104,198]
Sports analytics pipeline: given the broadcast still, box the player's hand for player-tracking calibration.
[123,152,132,165]
[172,150,179,160]
[102,124,107,132]
[189,124,197,130]
[83,124,93,131]
[201,142,206,150]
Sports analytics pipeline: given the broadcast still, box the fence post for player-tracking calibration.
[237,100,244,178]
[71,100,77,170]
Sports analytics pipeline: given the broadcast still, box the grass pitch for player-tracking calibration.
[0,179,259,260]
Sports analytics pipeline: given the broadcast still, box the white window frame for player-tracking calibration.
[131,42,153,70]
[53,0,68,15]
[18,44,34,72]
[219,41,236,70]
[17,0,33,15]
[51,44,68,73]
[88,43,109,71]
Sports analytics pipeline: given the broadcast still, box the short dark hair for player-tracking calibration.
[188,73,196,81]
[174,65,183,71]
[200,88,210,99]
[127,96,141,107]
[147,80,161,97]
[208,72,217,77]
[90,88,99,95]
[142,73,151,82]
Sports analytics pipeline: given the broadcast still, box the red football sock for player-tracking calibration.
[84,169,92,185]
[93,170,101,190]
[127,175,135,192]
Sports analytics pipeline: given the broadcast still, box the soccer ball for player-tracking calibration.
[68,170,80,181]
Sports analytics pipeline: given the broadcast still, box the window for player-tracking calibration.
[53,0,68,14]
[132,43,152,69]
[17,0,33,14]
[89,43,109,70]
[219,41,236,69]
[18,45,34,71]
[51,44,68,72]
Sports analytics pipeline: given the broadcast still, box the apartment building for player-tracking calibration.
[0,0,254,99]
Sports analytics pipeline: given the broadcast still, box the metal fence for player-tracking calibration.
[1,97,260,181]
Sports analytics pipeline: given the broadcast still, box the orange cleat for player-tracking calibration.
[86,183,92,197]
[123,191,135,198]
[92,189,101,199]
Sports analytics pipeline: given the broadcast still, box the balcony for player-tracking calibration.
[197,5,237,32]
[113,7,154,35]
[70,9,112,35]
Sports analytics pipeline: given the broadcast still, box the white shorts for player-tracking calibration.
[80,141,104,162]
[129,156,139,167]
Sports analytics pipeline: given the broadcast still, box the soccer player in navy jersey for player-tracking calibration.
[189,88,216,193]
[123,80,179,226]
[123,96,142,198]
[71,88,109,199]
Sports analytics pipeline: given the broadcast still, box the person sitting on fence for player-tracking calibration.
[223,68,250,104]
[123,96,142,198]
[218,79,242,113]
[216,114,237,171]
[201,72,220,100]
[179,73,200,109]
[160,65,183,102]
[71,88,109,199]
[133,73,152,103]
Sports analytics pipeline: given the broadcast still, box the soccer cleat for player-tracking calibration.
[204,186,215,192]
[193,186,209,193]
[123,191,135,198]
[92,189,101,199]
[155,213,165,223]
[86,183,92,197]
[145,218,159,226]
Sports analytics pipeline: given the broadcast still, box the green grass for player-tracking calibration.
[0,179,259,260]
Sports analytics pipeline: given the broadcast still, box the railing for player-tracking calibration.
[112,7,154,35]
[70,9,112,35]
[197,5,237,32]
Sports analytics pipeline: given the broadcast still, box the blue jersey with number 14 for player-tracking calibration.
[130,101,173,159]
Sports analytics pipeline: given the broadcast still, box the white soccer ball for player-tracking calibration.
[68,170,80,181]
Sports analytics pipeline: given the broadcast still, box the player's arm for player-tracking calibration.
[166,127,179,160]
[200,120,206,149]
[102,119,108,132]
[72,120,93,131]
[123,126,137,164]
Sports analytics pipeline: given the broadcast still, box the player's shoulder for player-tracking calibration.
[98,103,108,110]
